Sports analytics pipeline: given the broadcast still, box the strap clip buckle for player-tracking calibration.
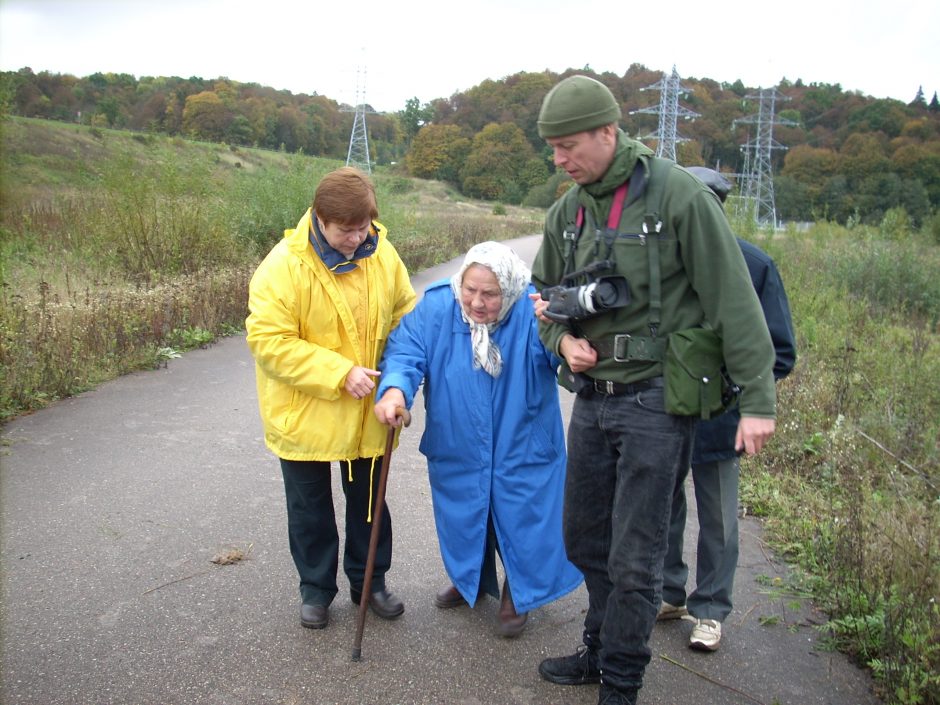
[612,334,632,362]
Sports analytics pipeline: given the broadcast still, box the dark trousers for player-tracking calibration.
[563,387,694,693]
[280,457,393,606]
[478,513,502,601]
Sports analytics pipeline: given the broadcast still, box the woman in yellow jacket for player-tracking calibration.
[246,167,416,630]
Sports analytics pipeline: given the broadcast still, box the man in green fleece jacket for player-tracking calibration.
[532,75,777,705]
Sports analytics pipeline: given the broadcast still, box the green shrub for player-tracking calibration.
[742,222,940,705]
[0,268,252,421]
[227,154,338,254]
[523,171,571,208]
[824,230,940,327]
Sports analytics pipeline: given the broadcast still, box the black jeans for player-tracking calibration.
[564,386,694,693]
[280,457,393,606]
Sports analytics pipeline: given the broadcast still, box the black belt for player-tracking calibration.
[588,376,664,396]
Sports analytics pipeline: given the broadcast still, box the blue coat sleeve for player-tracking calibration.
[377,293,438,409]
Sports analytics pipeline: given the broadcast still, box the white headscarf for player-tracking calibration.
[449,241,532,377]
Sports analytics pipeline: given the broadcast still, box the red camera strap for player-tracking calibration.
[574,181,629,231]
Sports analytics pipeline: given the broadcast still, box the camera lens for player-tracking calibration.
[592,280,622,308]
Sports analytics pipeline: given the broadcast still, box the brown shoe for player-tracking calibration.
[434,584,468,609]
[496,579,527,638]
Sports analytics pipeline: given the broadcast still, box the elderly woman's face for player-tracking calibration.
[460,264,502,324]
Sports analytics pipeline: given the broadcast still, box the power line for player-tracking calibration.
[629,66,700,162]
[732,87,797,228]
[344,67,373,174]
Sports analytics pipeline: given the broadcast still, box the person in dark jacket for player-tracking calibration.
[657,166,796,652]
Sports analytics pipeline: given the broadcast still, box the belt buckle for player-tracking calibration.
[592,379,617,395]
[613,334,632,362]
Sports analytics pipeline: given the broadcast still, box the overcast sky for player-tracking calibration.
[1,0,937,113]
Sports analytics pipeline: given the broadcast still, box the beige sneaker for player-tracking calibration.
[689,618,722,651]
[656,601,689,621]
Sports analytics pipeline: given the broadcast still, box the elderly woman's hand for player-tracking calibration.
[374,388,407,426]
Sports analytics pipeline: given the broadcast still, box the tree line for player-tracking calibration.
[2,64,938,226]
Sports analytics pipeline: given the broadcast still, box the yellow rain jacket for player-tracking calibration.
[246,209,416,461]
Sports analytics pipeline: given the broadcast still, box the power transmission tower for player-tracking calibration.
[629,66,700,162]
[344,67,373,174]
[732,87,797,228]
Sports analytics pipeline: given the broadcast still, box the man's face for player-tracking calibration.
[545,125,617,185]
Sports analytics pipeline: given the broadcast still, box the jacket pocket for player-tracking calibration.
[266,379,300,434]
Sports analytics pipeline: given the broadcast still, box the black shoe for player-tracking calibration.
[598,682,638,705]
[350,587,405,620]
[538,645,601,685]
[300,603,328,629]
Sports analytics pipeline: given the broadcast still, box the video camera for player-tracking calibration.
[540,261,630,325]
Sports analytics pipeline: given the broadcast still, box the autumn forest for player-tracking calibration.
[2,64,939,227]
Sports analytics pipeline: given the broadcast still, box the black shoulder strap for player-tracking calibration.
[644,156,671,233]
[560,185,583,278]
[644,156,673,338]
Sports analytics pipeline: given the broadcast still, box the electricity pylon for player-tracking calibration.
[732,87,797,228]
[345,67,373,174]
[629,66,700,162]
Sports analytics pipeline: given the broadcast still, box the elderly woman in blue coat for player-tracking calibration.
[374,241,583,638]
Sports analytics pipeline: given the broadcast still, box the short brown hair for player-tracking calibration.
[312,167,379,225]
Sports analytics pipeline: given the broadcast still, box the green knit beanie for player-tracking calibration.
[537,75,622,138]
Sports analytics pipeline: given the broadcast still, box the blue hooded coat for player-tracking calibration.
[376,279,583,613]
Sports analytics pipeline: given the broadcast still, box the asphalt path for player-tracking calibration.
[1,235,881,705]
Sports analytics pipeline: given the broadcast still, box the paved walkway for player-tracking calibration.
[1,236,880,704]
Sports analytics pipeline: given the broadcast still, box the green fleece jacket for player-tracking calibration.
[531,132,776,418]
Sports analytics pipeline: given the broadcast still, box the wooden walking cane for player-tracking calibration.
[351,407,411,662]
